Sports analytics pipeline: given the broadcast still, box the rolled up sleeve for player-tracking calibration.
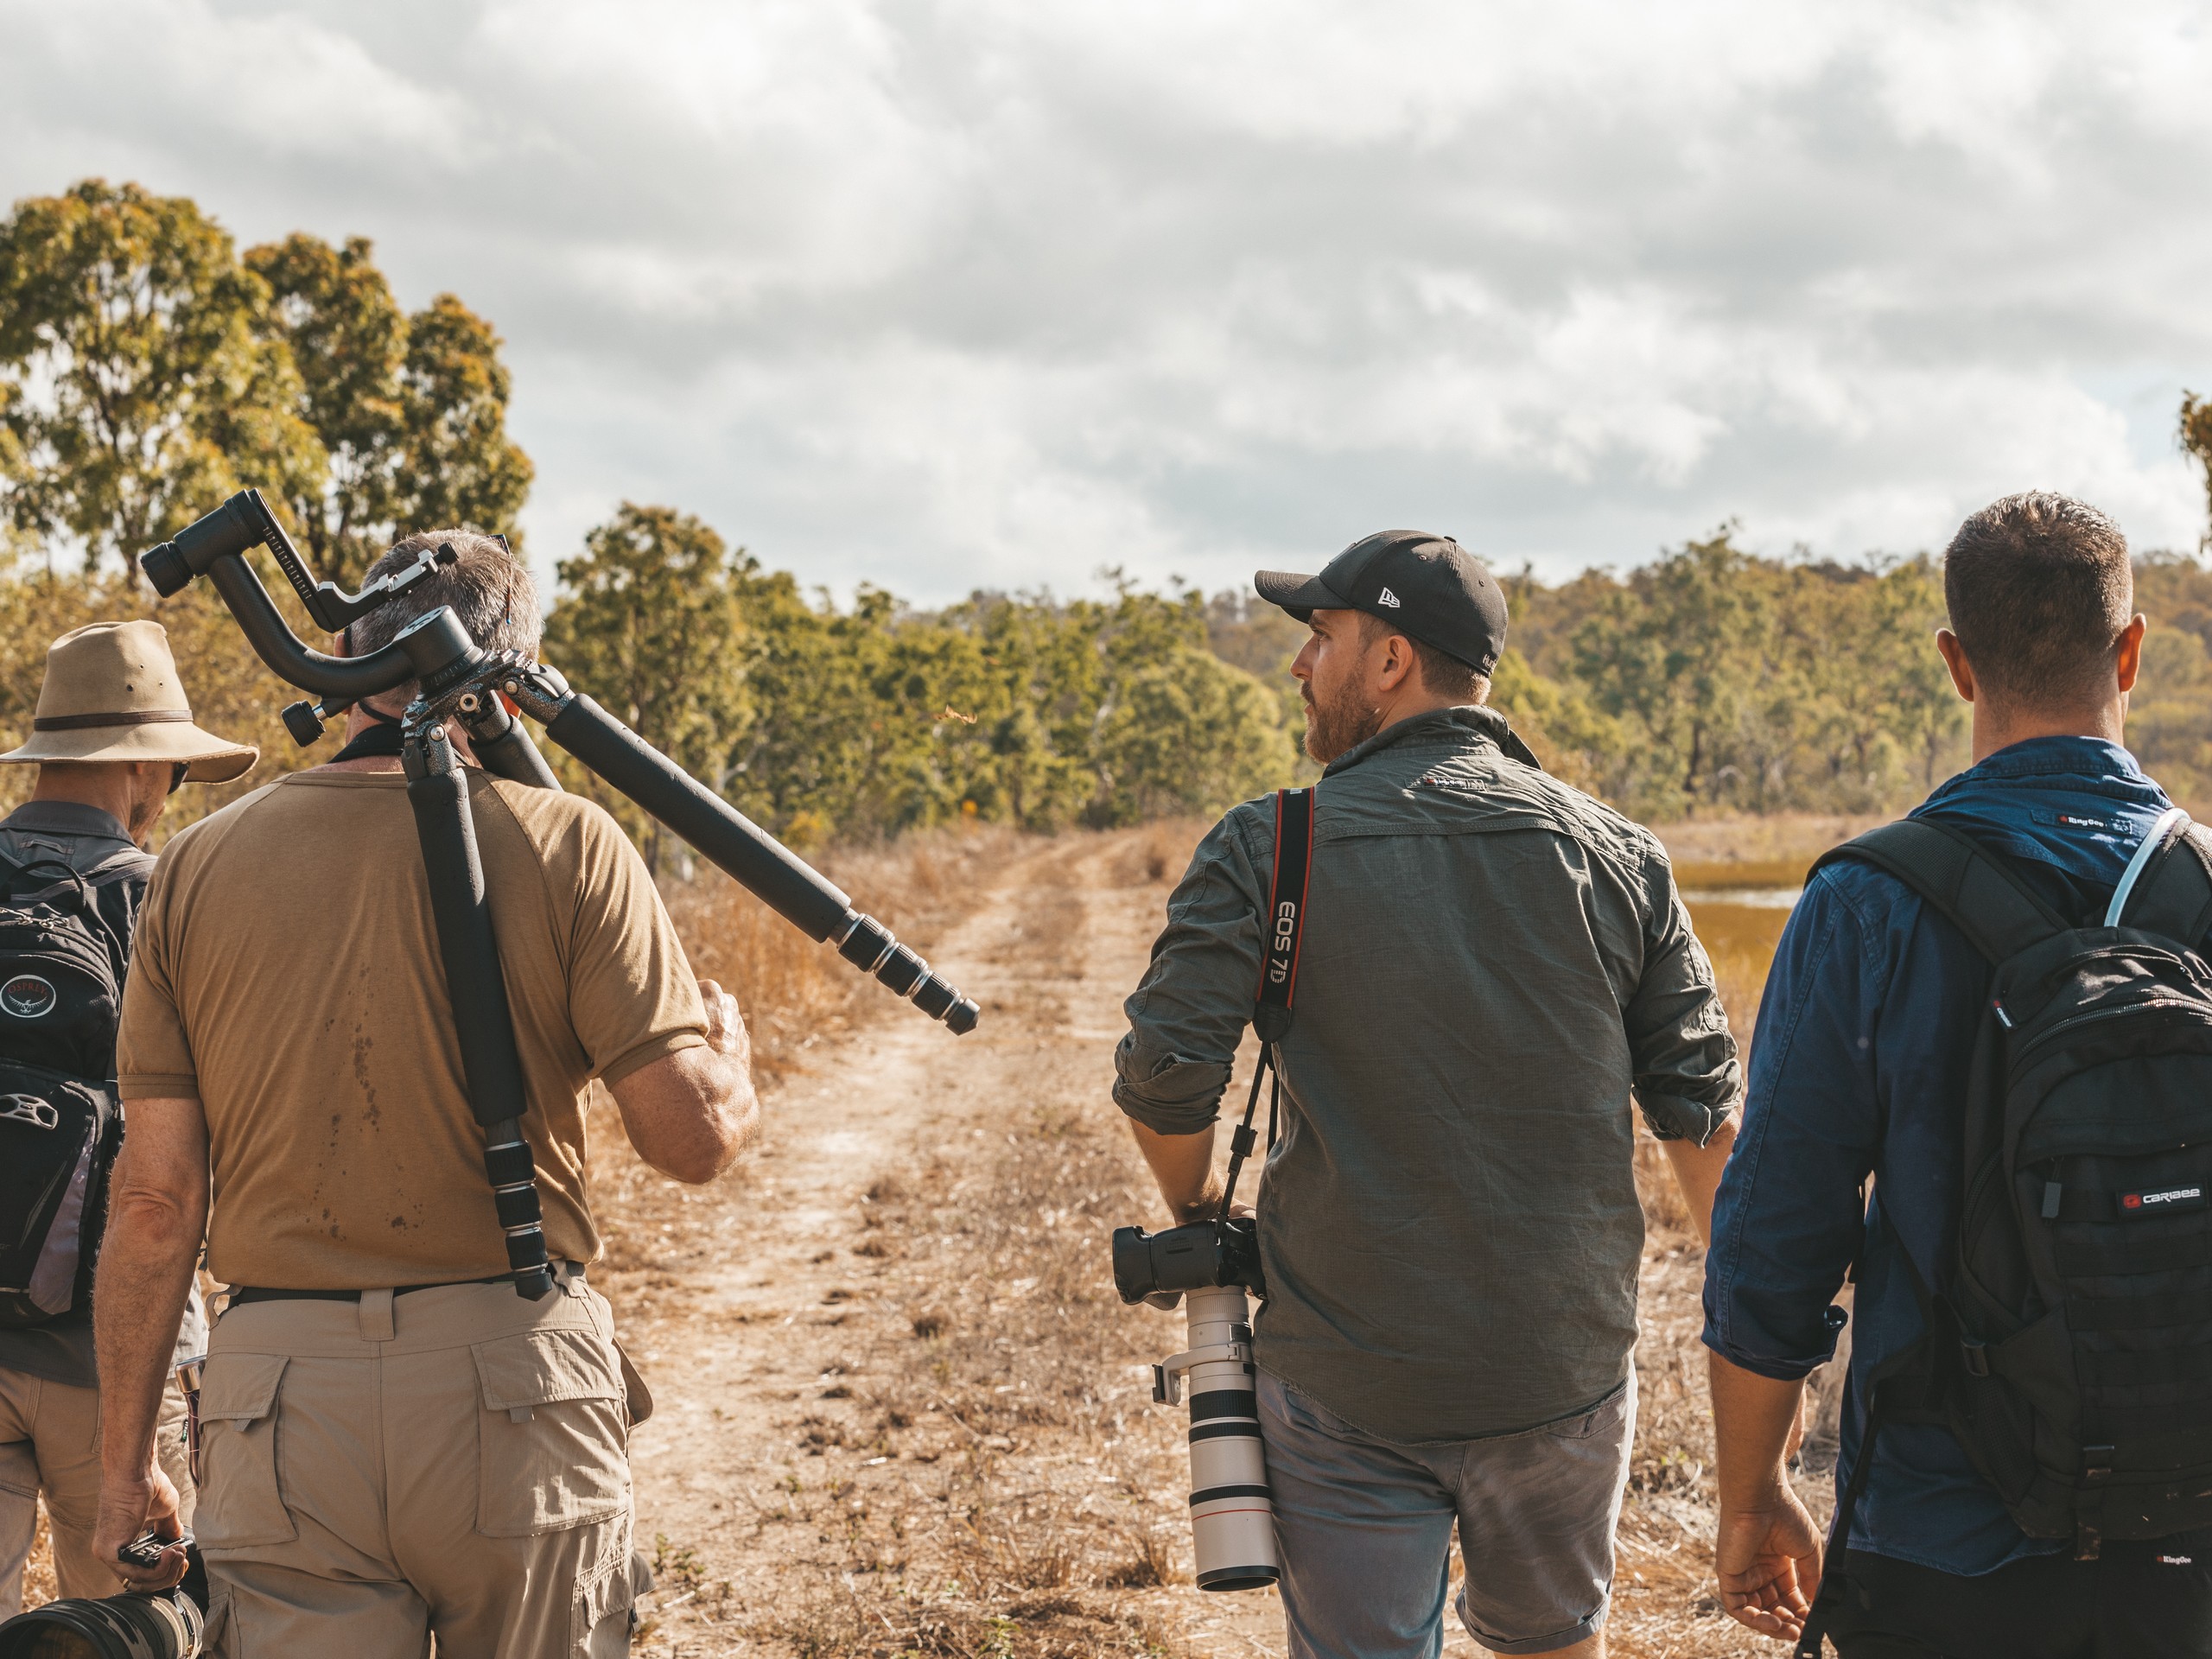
[1624,867,1742,1145]
[1113,810,1268,1135]
[1701,870,1884,1380]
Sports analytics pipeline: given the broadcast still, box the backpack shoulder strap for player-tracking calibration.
[1810,818,2068,965]
[2115,812,2212,947]
[1252,785,1316,1043]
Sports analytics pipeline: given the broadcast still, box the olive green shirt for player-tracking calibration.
[1114,707,1739,1442]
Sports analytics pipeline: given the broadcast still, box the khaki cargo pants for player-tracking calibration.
[0,1366,195,1612]
[197,1268,640,1658]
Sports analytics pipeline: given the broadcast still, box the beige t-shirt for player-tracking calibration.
[119,769,706,1289]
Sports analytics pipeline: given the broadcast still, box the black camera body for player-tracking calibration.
[1111,1215,1267,1304]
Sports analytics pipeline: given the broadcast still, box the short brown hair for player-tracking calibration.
[349,530,540,709]
[1357,613,1490,705]
[1943,493,2133,709]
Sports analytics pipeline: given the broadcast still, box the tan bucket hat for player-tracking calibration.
[0,620,257,785]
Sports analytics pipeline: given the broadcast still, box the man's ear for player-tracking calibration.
[1935,628,1976,703]
[1371,631,1417,695]
[2116,613,2147,696]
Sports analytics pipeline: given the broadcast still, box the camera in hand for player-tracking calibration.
[1111,1215,1267,1306]
[1113,1217,1280,1592]
[0,1533,207,1659]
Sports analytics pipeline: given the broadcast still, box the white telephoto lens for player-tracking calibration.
[1180,1285,1280,1590]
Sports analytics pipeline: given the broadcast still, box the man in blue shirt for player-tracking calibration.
[1703,492,2212,1657]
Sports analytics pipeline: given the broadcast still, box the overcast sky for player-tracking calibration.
[6,1,2211,604]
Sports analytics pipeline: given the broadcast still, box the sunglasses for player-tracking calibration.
[168,762,189,796]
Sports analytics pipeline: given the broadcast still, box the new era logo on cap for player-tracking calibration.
[1376,587,1400,608]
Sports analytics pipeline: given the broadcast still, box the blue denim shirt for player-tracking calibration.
[1701,736,2177,1576]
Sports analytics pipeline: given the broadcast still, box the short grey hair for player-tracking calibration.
[348,531,541,710]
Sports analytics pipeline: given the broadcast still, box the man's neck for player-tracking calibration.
[1372,688,1465,734]
[29,766,138,833]
[321,700,476,773]
[1971,702,2126,765]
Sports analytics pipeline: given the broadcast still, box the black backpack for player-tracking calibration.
[0,851,138,1328]
[1799,809,2212,1628]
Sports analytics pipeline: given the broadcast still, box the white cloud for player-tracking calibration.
[3,0,2210,602]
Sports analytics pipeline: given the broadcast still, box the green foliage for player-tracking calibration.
[536,532,1302,846]
[1093,645,1293,823]
[542,504,747,869]
[0,181,528,583]
[1498,533,1970,819]
[2183,392,2212,553]
[249,234,532,584]
[385,294,532,559]
[0,180,324,565]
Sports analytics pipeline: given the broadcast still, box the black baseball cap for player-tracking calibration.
[1255,530,1509,674]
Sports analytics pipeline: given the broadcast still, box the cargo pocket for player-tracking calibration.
[193,1353,295,1550]
[473,1328,628,1537]
[570,1529,642,1658]
[201,1587,233,1657]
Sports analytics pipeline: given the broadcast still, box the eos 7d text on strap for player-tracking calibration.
[1222,784,1314,1212]
[1254,785,1315,1045]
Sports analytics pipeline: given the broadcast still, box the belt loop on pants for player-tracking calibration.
[359,1287,396,1342]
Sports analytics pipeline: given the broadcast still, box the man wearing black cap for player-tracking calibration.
[1114,531,1743,1658]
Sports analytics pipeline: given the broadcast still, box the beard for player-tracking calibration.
[1302,681,1386,764]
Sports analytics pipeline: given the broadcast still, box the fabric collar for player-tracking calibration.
[0,800,135,845]
[1322,704,1541,778]
[331,721,408,765]
[1911,735,2171,886]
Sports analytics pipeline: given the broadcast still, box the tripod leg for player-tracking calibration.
[404,721,556,1300]
[458,693,562,791]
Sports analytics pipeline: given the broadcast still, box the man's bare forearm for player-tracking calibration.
[1662,1116,1738,1246]
[1127,1119,1220,1223]
[95,1103,208,1488]
[1710,1349,1805,1510]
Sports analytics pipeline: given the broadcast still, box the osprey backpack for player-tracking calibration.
[0,850,139,1329]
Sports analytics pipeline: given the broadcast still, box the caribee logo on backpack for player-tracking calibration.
[2121,1185,2208,1216]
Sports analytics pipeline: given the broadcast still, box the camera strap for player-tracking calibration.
[1219,785,1315,1218]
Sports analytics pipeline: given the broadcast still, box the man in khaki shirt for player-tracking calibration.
[87,531,757,1658]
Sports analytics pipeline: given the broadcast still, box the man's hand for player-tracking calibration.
[699,977,749,1066]
[92,1459,188,1592]
[1716,1484,1823,1639]
[1708,1351,1821,1640]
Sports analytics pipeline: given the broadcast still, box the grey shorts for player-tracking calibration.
[1256,1369,1634,1657]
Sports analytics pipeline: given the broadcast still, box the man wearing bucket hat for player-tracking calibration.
[1115,531,1743,1658]
[0,620,253,1614]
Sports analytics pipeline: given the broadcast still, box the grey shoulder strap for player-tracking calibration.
[2116,814,2212,949]
[1810,818,2067,966]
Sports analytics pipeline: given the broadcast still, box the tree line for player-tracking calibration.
[6,178,2212,848]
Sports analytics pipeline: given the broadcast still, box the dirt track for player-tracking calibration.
[601,830,1777,1659]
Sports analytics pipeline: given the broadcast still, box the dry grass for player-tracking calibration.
[1655,811,1890,882]
[736,1110,1199,1658]
[660,823,1029,1086]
